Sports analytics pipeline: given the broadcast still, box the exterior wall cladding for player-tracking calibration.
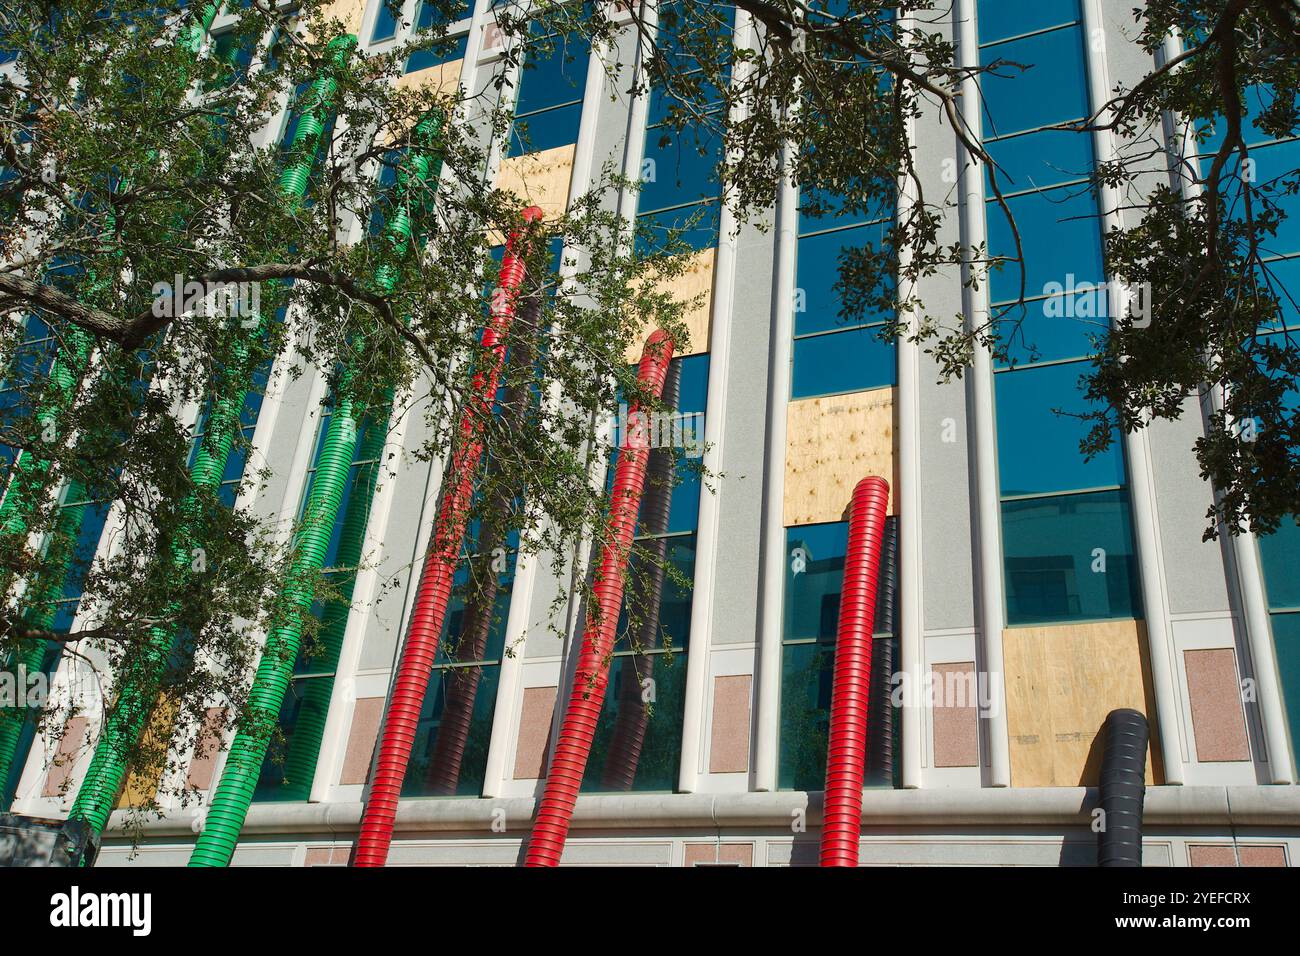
[11,0,1300,866]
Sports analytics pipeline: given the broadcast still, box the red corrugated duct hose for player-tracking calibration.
[820,475,890,868]
[351,206,544,867]
[523,329,675,867]
[598,360,682,790]
[424,296,542,795]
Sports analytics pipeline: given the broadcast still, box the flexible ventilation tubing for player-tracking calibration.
[187,112,444,866]
[0,4,224,796]
[598,360,681,790]
[523,330,676,867]
[1097,707,1149,868]
[423,297,542,795]
[350,206,545,867]
[819,476,890,867]
[69,33,359,837]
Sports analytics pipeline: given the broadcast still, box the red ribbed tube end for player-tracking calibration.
[351,210,540,868]
[819,476,890,868]
[523,331,675,867]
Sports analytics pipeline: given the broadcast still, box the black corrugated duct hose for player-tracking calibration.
[1097,708,1149,867]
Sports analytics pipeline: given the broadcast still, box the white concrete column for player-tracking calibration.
[954,0,1010,787]
[676,9,753,795]
[894,10,925,791]
[1151,32,1295,785]
[753,140,797,793]
[1079,0,1186,784]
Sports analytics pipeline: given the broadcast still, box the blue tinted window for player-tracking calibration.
[798,185,895,234]
[616,535,696,653]
[1271,612,1300,768]
[507,33,589,156]
[1260,256,1300,330]
[508,102,583,156]
[1002,490,1142,625]
[1247,139,1300,255]
[514,34,588,116]
[635,203,720,254]
[646,73,726,126]
[784,522,897,641]
[405,31,467,73]
[415,0,469,30]
[638,123,723,212]
[995,361,1126,496]
[1259,519,1300,610]
[986,126,1094,194]
[615,355,707,536]
[995,290,1109,367]
[795,221,893,335]
[792,326,897,399]
[987,185,1104,304]
[1199,85,1300,152]
[371,0,402,43]
[977,0,1080,45]
[979,27,1089,137]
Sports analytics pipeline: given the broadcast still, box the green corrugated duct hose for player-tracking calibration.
[0,1,221,798]
[0,485,89,793]
[271,408,390,798]
[189,112,443,866]
[0,0,217,525]
[69,34,360,836]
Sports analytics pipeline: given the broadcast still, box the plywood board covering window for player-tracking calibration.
[320,0,367,36]
[494,143,576,223]
[392,58,463,98]
[1002,619,1162,787]
[624,248,715,363]
[784,387,898,526]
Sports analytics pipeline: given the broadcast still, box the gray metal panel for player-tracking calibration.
[1146,397,1233,614]
[711,218,776,646]
[1095,14,1235,616]
[910,19,978,633]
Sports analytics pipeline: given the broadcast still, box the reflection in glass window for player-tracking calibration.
[581,355,707,792]
[778,521,899,792]
[370,0,403,43]
[399,552,515,798]
[978,0,1138,627]
[1002,490,1142,625]
[581,537,695,793]
[506,32,590,157]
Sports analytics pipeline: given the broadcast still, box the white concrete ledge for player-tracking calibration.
[101,785,1300,841]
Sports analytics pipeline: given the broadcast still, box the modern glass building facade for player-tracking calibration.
[4,0,1299,867]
